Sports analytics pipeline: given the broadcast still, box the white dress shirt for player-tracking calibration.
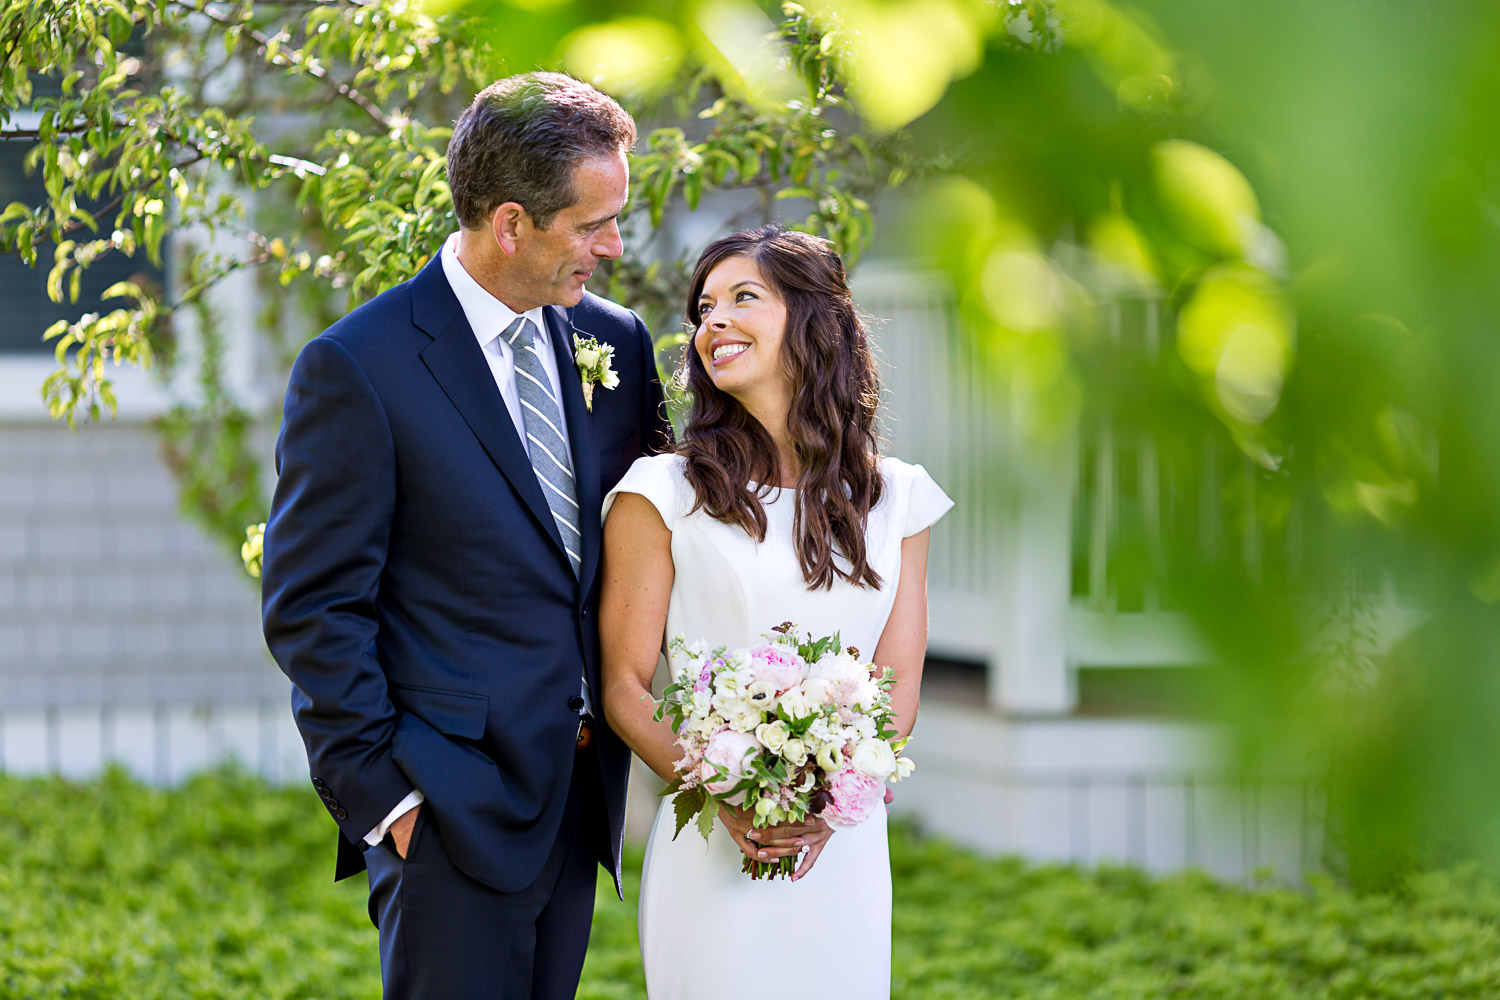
[441,232,571,456]
[365,234,586,847]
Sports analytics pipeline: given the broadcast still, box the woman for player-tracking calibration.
[599,225,952,997]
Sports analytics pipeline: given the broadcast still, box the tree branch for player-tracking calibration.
[167,0,403,130]
[3,152,206,259]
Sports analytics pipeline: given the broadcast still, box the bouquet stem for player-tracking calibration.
[742,856,796,880]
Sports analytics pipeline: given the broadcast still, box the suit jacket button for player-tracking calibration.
[312,778,326,790]
[334,807,348,821]
[567,696,585,712]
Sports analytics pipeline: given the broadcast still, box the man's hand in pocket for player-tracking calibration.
[390,804,420,859]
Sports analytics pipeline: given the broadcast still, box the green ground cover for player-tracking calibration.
[3,766,1499,999]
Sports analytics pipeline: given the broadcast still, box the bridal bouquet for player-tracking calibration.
[654,622,914,879]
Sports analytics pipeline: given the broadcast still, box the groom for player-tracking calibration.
[261,73,671,998]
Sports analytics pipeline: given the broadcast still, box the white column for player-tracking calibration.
[990,432,1077,714]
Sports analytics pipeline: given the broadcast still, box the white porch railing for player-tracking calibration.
[853,266,1223,715]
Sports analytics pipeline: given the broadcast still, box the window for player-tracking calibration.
[0,68,165,355]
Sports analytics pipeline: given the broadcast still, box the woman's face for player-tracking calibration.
[693,255,789,403]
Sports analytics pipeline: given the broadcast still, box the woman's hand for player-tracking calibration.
[718,803,835,881]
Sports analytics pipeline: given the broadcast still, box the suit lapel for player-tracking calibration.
[412,259,569,564]
[546,305,601,597]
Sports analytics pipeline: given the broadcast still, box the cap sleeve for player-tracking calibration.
[899,461,953,537]
[602,454,683,530]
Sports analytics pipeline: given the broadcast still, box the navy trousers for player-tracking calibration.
[365,746,606,999]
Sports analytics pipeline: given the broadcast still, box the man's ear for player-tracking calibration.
[490,203,529,256]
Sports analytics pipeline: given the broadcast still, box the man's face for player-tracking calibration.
[505,150,628,310]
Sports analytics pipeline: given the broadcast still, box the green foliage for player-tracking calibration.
[5,766,1500,998]
[0,0,917,562]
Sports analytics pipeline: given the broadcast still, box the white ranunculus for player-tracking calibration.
[816,741,844,773]
[753,795,777,819]
[755,719,789,753]
[781,737,809,767]
[575,346,600,370]
[851,738,898,780]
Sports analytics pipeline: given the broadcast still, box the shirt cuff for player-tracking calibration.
[364,789,425,847]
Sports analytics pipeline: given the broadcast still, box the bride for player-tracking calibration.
[599,225,952,997]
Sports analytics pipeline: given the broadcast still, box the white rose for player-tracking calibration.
[729,707,763,733]
[776,686,813,720]
[851,738,897,780]
[688,715,723,740]
[755,720,789,753]
[781,737,809,767]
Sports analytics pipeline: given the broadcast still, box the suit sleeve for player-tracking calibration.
[635,312,675,455]
[261,335,414,842]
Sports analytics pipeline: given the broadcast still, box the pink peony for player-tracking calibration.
[700,729,761,804]
[807,652,869,709]
[747,644,806,695]
[821,768,884,829]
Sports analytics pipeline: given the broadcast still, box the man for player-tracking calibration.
[261,73,671,998]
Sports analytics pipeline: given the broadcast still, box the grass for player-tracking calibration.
[4,766,1500,998]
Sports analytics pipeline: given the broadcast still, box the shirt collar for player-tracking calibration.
[440,233,547,350]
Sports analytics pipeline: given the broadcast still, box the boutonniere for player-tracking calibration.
[573,333,619,412]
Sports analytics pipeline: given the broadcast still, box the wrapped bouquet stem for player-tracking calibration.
[653,622,915,880]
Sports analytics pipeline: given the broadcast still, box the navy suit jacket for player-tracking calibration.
[261,253,671,895]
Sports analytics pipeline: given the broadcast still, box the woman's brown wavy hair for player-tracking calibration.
[679,225,884,590]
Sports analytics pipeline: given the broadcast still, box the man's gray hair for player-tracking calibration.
[447,72,637,231]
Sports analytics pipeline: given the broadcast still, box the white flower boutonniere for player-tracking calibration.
[573,334,619,412]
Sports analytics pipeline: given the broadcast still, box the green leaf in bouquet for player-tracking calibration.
[672,785,708,841]
[694,798,718,842]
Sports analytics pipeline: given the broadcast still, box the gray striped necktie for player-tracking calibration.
[504,316,582,578]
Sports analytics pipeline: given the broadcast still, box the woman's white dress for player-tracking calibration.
[602,454,953,999]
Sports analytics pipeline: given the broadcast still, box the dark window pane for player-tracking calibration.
[0,143,166,355]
